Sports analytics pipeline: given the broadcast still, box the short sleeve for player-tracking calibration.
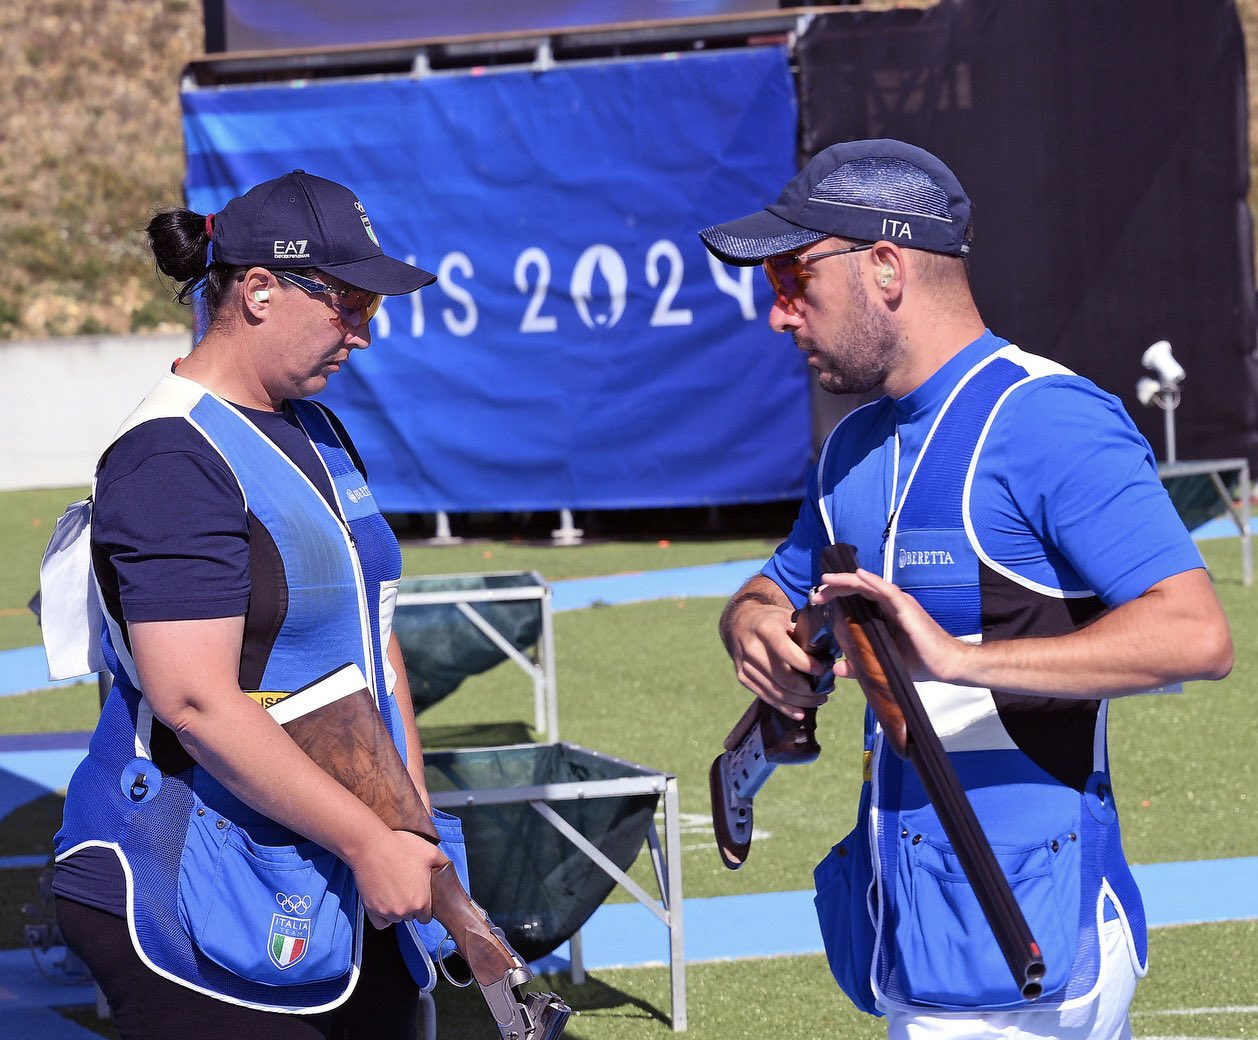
[762,463,828,609]
[980,377,1204,606]
[92,420,252,623]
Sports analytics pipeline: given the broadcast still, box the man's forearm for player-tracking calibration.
[955,571,1232,697]
[828,567,1233,699]
[719,574,791,657]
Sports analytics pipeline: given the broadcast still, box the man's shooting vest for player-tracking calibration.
[54,374,408,1012]
[814,346,1147,1014]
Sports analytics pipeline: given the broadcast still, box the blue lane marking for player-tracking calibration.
[531,857,1258,973]
[549,559,759,612]
[1134,857,1258,927]
[0,646,92,699]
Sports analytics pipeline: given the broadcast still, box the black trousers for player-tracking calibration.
[56,898,421,1040]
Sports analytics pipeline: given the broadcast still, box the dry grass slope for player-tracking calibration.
[1,0,1256,342]
[0,0,201,339]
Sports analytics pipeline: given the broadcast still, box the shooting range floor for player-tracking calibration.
[1,520,1252,1037]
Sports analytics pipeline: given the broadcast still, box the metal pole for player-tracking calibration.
[1242,459,1252,587]
[568,929,586,986]
[551,509,584,546]
[664,776,687,1031]
[1163,399,1177,464]
[427,510,463,545]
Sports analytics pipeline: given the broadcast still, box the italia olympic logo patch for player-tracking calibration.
[269,893,313,970]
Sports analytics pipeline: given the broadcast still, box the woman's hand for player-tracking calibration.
[348,829,449,929]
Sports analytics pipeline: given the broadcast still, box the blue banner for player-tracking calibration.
[183,48,808,512]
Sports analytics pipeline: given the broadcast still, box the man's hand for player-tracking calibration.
[813,566,967,685]
[720,575,831,720]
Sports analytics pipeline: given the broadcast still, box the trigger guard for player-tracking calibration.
[438,936,473,988]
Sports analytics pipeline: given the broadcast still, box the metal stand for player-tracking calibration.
[395,572,559,740]
[428,744,687,1030]
[1158,457,1252,586]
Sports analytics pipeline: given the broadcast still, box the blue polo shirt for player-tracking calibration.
[765,331,1203,606]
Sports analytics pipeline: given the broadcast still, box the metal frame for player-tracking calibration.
[1157,458,1252,586]
[396,571,560,740]
[181,8,852,88]
[428,742,687,1031]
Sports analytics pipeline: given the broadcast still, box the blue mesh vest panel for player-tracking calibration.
[290,399,403,739]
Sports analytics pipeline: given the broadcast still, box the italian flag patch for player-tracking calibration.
[269,914,311,970]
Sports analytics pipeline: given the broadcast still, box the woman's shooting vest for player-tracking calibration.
[54,374,440,1012]
[813,346,1147,1015]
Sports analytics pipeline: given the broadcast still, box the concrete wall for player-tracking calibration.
[1,334,191,491]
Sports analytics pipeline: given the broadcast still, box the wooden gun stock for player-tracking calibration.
[268,666,571,1039]
[821,543,1046,1000]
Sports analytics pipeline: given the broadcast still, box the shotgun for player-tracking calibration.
[265,664,572,1040]
[709,543,1045,999]
[820,542,1044,999]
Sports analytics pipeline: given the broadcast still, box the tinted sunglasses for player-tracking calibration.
[276,271,383,327]
[762,243,874,303]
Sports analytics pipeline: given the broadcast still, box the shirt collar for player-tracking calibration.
[893,329,1008,419]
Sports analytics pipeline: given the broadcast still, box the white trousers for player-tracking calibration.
[883,919,1139,1040]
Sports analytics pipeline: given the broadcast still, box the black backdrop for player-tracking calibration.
[797,0,1258,466]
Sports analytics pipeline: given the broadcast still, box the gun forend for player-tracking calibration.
[708,595,836,869]
[266,663,572,1039]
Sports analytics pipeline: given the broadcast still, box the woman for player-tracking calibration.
[52,170,446,1038]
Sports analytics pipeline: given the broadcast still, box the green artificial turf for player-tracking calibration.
[2,491,1254,1040]
[0,486,90,652]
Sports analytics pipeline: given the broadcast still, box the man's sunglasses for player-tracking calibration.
[762,243,874,303]
[276,271,383,327]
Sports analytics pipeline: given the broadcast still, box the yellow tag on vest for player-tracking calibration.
[245,691,292,711]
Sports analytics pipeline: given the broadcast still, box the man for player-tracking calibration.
[699,139,1232,1039]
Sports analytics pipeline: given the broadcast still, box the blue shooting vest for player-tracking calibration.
[814,347,1146,1015]
[53,375,458,1011]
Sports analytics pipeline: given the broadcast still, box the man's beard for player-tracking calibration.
[800,289,901,396]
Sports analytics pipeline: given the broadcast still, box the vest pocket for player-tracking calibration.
[892,827,1079,1008]
[178,804,358,986]
[813,828,880,1015]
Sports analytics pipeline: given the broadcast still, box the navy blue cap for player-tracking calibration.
[700,139,972,265]
[210,170,436,294]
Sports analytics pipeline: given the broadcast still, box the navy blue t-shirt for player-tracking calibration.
[55,400,366,915]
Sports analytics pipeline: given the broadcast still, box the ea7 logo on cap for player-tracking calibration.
[274,239,311,259]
